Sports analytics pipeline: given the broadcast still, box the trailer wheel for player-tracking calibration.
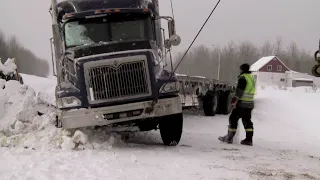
[202,91,218,116]
[159,113,183,146]
[219,90,233,115]
[216,90,225,114]
[312,64,320,77]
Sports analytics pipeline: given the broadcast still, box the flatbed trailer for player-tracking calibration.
[176,74,236,116]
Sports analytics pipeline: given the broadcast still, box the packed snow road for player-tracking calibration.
[0,75,319,180]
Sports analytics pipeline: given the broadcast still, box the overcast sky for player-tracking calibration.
[0,0,319,73]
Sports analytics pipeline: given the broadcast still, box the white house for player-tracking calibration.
[250,56,320,87]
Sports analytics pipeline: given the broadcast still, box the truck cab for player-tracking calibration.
[49,0,183,146]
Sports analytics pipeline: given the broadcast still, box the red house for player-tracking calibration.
[250,56,292,86]
[250,56,316,87]
[250,56,290,73]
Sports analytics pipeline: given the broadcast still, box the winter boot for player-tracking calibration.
[218,127,236,144]
[240,131,253,146]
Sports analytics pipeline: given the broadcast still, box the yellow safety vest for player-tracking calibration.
[239,74,256,102]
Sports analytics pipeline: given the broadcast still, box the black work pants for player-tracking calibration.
[228,106,253,132]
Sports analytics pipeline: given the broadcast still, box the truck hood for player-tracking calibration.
[65,40,157,59]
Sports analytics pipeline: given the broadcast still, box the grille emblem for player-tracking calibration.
[113,60,119,67]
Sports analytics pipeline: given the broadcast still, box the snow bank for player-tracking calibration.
[20,74,57,106]
[0,80,59,150]
[0,77,124,151]
[254,85,320,154]
[258,85,320,93]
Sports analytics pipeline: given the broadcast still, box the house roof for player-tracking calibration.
[250,55,291,72]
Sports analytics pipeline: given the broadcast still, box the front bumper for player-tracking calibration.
[58,96,182,129]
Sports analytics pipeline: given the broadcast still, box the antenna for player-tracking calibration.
[169,0,175,20]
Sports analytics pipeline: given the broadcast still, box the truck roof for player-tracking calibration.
[62,8,152,21]
[58,0,158,15]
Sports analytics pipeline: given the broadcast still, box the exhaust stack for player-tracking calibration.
[50,0,63,83]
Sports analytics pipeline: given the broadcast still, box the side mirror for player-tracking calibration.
[169,34,181,46]
[160,18,181,49]
[164,35,181,49]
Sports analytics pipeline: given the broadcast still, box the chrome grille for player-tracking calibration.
[84,57,151,103]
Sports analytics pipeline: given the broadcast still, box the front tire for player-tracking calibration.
[159,113,183,146]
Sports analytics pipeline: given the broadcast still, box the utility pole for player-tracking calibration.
[212,45,221,80]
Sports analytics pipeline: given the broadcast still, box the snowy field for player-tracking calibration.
[0,74,320,180]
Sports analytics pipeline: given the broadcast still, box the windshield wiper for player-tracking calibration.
[67,43,96,49]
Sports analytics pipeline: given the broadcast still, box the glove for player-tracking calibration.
[230,97,238,109]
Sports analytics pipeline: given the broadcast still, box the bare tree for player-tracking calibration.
[0,30,50,77]
[274,36,283,56]
[175,37,314,81]
[0,32,8,62]
[260,40,273,56]
[287,41,299,70]
[7,36,20,60]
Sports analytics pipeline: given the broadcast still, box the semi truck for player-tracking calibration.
[49,0,236,146]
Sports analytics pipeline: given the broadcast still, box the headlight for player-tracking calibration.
[56,96,81,109]
[159,82,179,93]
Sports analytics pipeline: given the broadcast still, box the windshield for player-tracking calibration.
[64,14,154,48]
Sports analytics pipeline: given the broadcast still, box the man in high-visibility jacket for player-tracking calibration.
[218,63,256,146]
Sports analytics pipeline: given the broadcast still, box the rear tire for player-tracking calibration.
[202,91,219,116]
[218,90,233,115]
[216,90,224,114]
[159,113,183,146]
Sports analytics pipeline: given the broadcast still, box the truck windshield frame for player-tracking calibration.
[63,13,155,48]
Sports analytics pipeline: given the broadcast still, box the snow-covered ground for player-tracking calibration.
[0,74,320,180]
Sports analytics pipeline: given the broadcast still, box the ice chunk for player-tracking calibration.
[61,136,75,150]
[72,130,88,145]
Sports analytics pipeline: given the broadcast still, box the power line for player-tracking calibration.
[172,0,222,74]
[147,0,223,110]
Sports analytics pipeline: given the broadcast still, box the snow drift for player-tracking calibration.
[0,79,59,149]
[0,75,124,151]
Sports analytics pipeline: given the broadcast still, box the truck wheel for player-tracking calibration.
[312,64,320,77]
[216,90,225,114]
[219,90,233,115]
[159,113,183,146]
[202,92,218,116]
